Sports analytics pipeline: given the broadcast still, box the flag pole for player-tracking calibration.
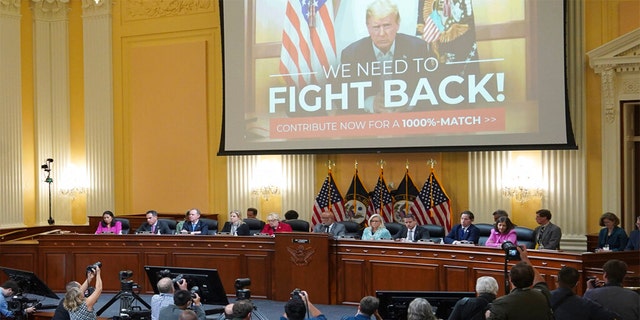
[353,160,358,204]
[427,159,437,216]
[404,160,410,215]
[378,159,386,216]
[327,160,334,209]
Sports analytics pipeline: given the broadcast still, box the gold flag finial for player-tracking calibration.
[355,160,358,169]
[427,158,437,169]
[378,159,386,169]
[326,160,335,170]
[405,159,410,170]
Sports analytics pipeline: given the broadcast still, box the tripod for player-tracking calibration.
[97,281,150,316]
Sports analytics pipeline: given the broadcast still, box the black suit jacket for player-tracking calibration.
[393,225,430,242]
[339,33,433,111]
[221,222,250,236]
[135,220,172,234]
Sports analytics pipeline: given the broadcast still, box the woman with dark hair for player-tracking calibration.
[484,216,517,248]
[94,211,122,234]
[597,212,628,252]
[625,216,640,251]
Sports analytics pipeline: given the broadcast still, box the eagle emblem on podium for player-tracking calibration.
[287,245,315,266]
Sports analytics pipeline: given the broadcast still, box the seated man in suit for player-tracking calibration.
[313,211,346,237]
[180,208,208,235]
[533,209,562,250]
[137,210,172,234]
[392,214,430,242]
[444,210,480,245]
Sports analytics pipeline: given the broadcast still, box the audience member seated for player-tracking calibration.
[200,218,218,235]
[361,214,391,240]
[550,266,617,320]
[158,290,205,320]
[533,209,562,250]
[281,290,325,320]
[220,210,250,236]
[514,226,536,249]
[407,298,437,320]
[475,223,494,246]
[313,211,346,237]
[246,207,259,220]
[261,213,293,235]
[341,295,381,320]
[492,209,509,222]
[625,215,640,251]
[448,276,498,320]
[339,220,362,238]
[180,208,208,235]
[284,210,299,220]
[95,210,122,234]
[445,210,480,245]
[152,277,188,320]
[230,300,253,320]
[484,216,517,248]
[486,247,554,319]
[136,210,172,234]
[285,219,311,232]
[583,259,640,320]
[596,212,629,252]
[392,214,430,242]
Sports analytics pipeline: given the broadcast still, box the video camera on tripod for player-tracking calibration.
[8,295,41,320]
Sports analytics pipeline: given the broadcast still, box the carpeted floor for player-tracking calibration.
[32,292,358,320]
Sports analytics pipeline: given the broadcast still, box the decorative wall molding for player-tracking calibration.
[81,0,110,16]
[0,0,24,226]
[31,0,70,20]
[123,0,213,20]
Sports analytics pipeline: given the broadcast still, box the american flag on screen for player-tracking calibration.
[370,173,394,223]
[411,170,452,232]
[312,171,345,227]
[279,0,337,87]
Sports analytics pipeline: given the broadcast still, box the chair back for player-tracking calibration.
[115,218,130,235]
[475,223,494,246]
[243,218,266,235]
[200,218,218,235]
[384,222,403,237]
[514,226,536,249]
[158,219,177,234]
[422,224,445,239]
[285,219,310,232]
[338,221,362,238]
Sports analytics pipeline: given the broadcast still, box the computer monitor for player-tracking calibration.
[376,290,475,319]
[143,266,229,306]
[0,267,59,299]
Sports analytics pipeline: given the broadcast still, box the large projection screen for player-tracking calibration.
[219,0,576,154]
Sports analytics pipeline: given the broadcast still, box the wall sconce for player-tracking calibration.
[59,164,88,199]
[502,156,544,203]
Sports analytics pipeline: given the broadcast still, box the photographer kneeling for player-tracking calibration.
[281,290,325,320]
[1,280,37,318]
[158,290,205,320]
[63,264,103,320]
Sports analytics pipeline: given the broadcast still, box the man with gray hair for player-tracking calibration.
[152,277,188,320]
[341,296,381,320]
[448,276,498,320]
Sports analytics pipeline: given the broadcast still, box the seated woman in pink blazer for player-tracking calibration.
[95,210,122,234]
[485,216,517,247]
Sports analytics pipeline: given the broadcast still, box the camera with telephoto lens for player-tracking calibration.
[501,241,521,260]
[8,295,41,317]
[86,262,102,273]
[290,289,304,300]
[172,274,185,285]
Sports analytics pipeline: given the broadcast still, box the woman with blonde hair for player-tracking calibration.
[361,214,392,240]
[221,210,250,236]
[64,265,102,320]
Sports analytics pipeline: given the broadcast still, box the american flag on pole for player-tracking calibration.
[370,172,394,223]
[280,0,337,87]
[312,171,345,227]
[411,170,452,232]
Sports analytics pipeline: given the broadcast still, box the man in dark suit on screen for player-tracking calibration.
[339,0,434,113]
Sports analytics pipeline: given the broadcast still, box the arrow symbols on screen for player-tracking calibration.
[484,117,497,123]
